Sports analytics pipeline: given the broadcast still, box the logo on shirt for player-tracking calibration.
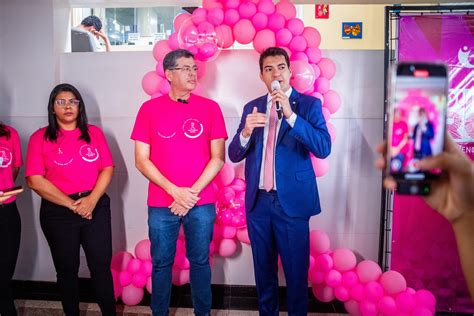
[182,119,203,139]
[0,147,12,168]
[54,147,74,166]
[79,145,99,162]
[157,131,176,139]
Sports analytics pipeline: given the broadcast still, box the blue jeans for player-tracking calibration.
[148,204,216,316]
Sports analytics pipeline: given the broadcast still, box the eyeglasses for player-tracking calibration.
[170,66,199,74]
[54,99,80,107]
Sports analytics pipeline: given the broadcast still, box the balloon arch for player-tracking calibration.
[115,1,437,315]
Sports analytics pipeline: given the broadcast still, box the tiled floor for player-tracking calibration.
[15,300,346,316]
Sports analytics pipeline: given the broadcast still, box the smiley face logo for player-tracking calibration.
[79,145,99,162]
[0,147,12,168]
[458,45,474,69]
[182,118,203,139]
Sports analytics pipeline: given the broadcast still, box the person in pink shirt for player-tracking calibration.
[131,49,227,316]
[25,84,115,316]
[390,108,409,172]
[0,122,23,316]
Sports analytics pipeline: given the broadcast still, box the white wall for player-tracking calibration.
[1,1,384,284]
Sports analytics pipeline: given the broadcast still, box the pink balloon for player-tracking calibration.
[322,107,331,121]
[132,272,148,288]
[172,268,190,285]
[191,8,207,25]
[302,27,321,48]
[325,269,342,288]
[267,13,286,32]
[202,0,223,9]
[221,225,237,239]
[168,33,180,50]
[158,78,170,95]
[310,230,330,254]
[146,276,152,294]
[173,13,191,32]
[233,19,256,44]
[351,283,366,301]
[332,248,357,272]
[219,209,233,225]
[318,58,337,80]
[236,228,250,244]
[282,46,292,59]
[174,253,190,270]
[121,284,144,306]
[311,156,329,177]
[290,52,308,63]
[344,299,361,316]
[290,60,315,92]
[127,258,142,274]
[179,24,199,48]
[111,251,134,271]
[197,42,218,61]
[306,47,322,64]
[411,307,433,316]
[312,284,335,303]
[380,271,407,295]
[341,271,359,288]
[197,21,215,37]
[395,291,416,312]
[230,178,246,192]
[207,7,224,26]
[119,270,133,287]
[415,290,436,311]
[141,260,153,277]
[253,29,276,53]
[224,9,240,26]
[150,92,162,100]
[215,163,235,187]
[378,296,397,316]
[135,239,151,261]
[356,260,382,284]
[275,28,293,46]
[238,1,257,18]
[286,18,304,36]
[359,300,378,316]
[153,40,172,62]
[309,255,316,271]
[258,0,275,15]
[324,90,341,114]
[224,0,240,9]
[252,12,268,30]
[312,92,324,105]
[364,281,384,302]
[335,286,351,302]
[275,0,296,20]
[327,122,336,141]
[141,71,161,96]
[218,238,237,257]
[309,270,326,285]
[314,77,330,94]
[215,24,234,49]
[289,35,307,52]
[315,253,333,273]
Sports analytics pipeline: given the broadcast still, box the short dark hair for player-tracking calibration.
[0,122,10,139]
[81,15,103,32]
[163,49,194,71]
[259,47,290,73]
[45,83,90,143]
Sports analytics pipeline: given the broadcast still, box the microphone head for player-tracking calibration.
[271,80,281,91]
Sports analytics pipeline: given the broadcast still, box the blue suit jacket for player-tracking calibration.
[228,89,331,218]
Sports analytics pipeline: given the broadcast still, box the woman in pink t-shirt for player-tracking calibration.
[0,122,23,316]
[25,84,115,316]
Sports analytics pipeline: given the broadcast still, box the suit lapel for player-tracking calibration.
[276,89,299,146]
[255,95,268,168]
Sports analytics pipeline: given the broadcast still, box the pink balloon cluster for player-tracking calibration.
[212,163,251,258]
[110,240,152,306]
[308,230,437,315]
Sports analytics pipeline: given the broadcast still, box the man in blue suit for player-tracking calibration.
[228,47,331,315]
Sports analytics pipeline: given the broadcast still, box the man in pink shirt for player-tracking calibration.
[390,108,409,172]
[131,49,227,316]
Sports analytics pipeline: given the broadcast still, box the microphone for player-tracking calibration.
[271,80,283,119]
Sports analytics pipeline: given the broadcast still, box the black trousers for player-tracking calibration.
[0,201,21,316]
[40,194,116,316]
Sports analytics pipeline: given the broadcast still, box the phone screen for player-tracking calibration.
[388,63,448,181]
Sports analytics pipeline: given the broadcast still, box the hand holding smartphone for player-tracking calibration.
[386,62,448,195]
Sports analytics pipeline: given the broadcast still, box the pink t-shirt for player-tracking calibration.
[392,121,409,154]
[0,125,23,204]
[131,94,228,207]
[26,125,114,195]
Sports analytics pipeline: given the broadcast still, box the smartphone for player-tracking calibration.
[387,62,448,195]
[1,185,24,196]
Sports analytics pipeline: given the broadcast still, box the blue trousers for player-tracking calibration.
[247,190,310,316]
[148,204,216,316]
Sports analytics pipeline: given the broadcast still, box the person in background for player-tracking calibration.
[74,15,111,52]
[376,135,474,300]
[26,84,116,316]
[0,122,23,316]
[390,108,409,172]
[413,108,434,159]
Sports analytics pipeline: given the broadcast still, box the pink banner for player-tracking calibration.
[393,15,474,313]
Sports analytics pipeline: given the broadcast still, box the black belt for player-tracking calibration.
[69,190,92,200]
[258,189,277,194]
